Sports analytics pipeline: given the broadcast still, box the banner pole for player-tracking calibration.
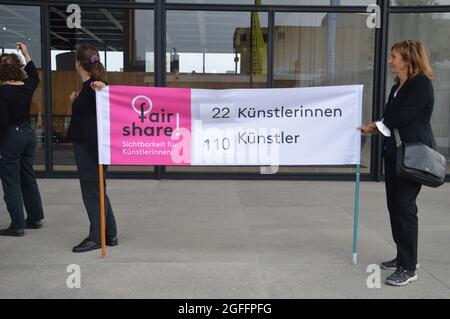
[99,164,107,259]
[352,164,361,265]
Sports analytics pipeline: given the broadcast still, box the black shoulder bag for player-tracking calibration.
[394,128,446,188]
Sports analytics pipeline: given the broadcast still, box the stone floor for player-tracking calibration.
[0,179,449,299]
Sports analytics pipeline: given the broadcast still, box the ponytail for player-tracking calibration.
[76,44,107,83]
[90,60,107,82]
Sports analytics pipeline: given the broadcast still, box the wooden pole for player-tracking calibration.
[99,164,106,259]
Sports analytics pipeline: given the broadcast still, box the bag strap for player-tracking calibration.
[393,128,402,148]
[430,131,438,150]
[395,128,439,150]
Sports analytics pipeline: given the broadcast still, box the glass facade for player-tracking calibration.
[388,12,450,172]
[166,10,268,174]
[167,0,373,4]
[0,4,44,170]
[0,0,449,179]
[48,6,155,172]
[273,12,375,174]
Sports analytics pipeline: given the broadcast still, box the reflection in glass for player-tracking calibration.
[273,12,375,174]
[49,7,154,171]
[389,13,450,172]
[167,0,373,4]
[0,5,44,169]
[165,10,268,174]
[391,0,450,5]
[166,11,268,90]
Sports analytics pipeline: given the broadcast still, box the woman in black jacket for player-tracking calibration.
[69,44,117,253]
[0,42,44,236]
[360,40,435,287]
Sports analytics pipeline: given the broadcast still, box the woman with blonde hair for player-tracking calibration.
[360,40,435,286]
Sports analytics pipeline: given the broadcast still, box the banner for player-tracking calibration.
[96,85,363,166]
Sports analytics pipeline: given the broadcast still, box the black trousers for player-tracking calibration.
[384,157,422,272]
[0,124,44,230]
[74,143,117,242]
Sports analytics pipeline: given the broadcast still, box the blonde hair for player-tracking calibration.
[391,40,433,81]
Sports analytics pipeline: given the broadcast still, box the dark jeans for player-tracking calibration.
[74,143,117,242]
[0,124,44,230]
[384,157,422,272]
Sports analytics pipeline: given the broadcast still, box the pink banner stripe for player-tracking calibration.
[107,86,192,166]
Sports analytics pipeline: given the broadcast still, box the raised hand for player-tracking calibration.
[16,42,31,63]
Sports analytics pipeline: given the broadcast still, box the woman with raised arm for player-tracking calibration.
[0,42,45,236]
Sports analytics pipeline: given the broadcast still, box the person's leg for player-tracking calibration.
[385,172,421,286]
[78,179,101,242]
[384,158,401,252]
[104,193,117,239]
[20,128,44,222]
[0,130,25,230]
[393,176,421,272]
[74,144,116,243]
[74,143,100,242]
[102,167,117,239]
[1,158,24,229]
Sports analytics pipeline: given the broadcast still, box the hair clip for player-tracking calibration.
[90,55,99,64]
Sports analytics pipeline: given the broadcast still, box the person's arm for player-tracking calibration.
[23,60,40,91]
[16,42,32,64]
[375,121,391,137]
[16,42,39,91]
[383,75,432,130]
[0,93,9,142]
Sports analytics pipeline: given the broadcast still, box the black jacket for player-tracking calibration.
[0,61,39,142]
[67,79,99,161]
[382,73,435,159]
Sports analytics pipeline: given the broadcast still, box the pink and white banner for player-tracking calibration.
[96,85,363,166]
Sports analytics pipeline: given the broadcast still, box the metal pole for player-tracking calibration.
[352,164,361,265]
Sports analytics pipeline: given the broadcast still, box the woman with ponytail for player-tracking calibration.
[68,44,118,253]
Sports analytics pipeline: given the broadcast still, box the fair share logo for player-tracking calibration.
[132,95,153,120]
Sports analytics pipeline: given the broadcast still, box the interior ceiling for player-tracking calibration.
[0,5,337,55]
[0,5,270,54]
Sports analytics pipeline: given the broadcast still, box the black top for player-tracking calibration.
[0,61,39,142]
[67,78,99,161]
[382,73,435,158]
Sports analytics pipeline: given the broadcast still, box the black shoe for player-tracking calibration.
[386,267,418,287]
[381,258,420,270]
[72,238,101,253]
[25,219,43,229]
[106,236,118,247]
[0,227,25,237]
